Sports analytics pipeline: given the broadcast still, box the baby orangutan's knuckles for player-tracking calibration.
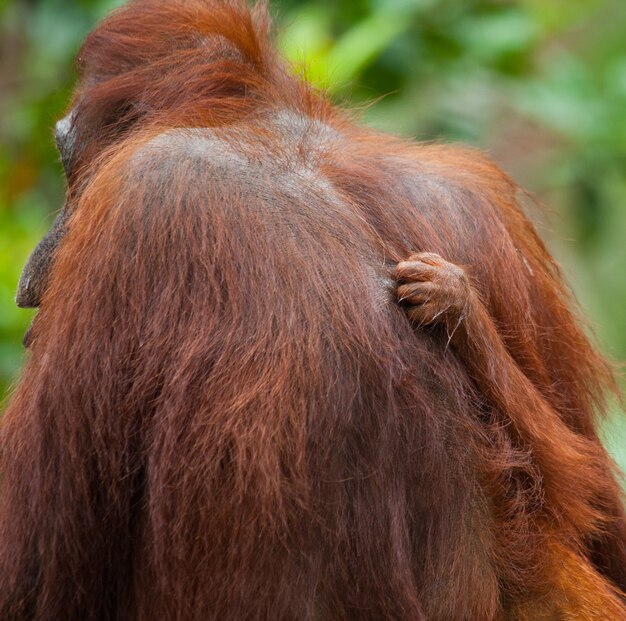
[396,261,430,283]
[441,266,470,296]
[409,252,443,266]
[449,263,469,284]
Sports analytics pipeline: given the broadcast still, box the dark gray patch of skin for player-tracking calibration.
[16,112,75,313]
[16,210,67,310]
[16,115,73,349]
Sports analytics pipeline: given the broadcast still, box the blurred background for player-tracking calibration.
[0,0,624,469]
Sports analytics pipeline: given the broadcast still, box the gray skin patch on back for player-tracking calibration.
[137,109,341,197]
[270,109,340,151]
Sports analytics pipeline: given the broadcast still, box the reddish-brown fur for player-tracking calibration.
[1,1,625,619]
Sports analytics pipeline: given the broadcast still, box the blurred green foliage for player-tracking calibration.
[0,0,624,466]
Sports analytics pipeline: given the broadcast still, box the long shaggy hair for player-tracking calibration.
[1,1,624,619]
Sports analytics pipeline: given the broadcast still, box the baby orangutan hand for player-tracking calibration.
[395,252,472,342]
